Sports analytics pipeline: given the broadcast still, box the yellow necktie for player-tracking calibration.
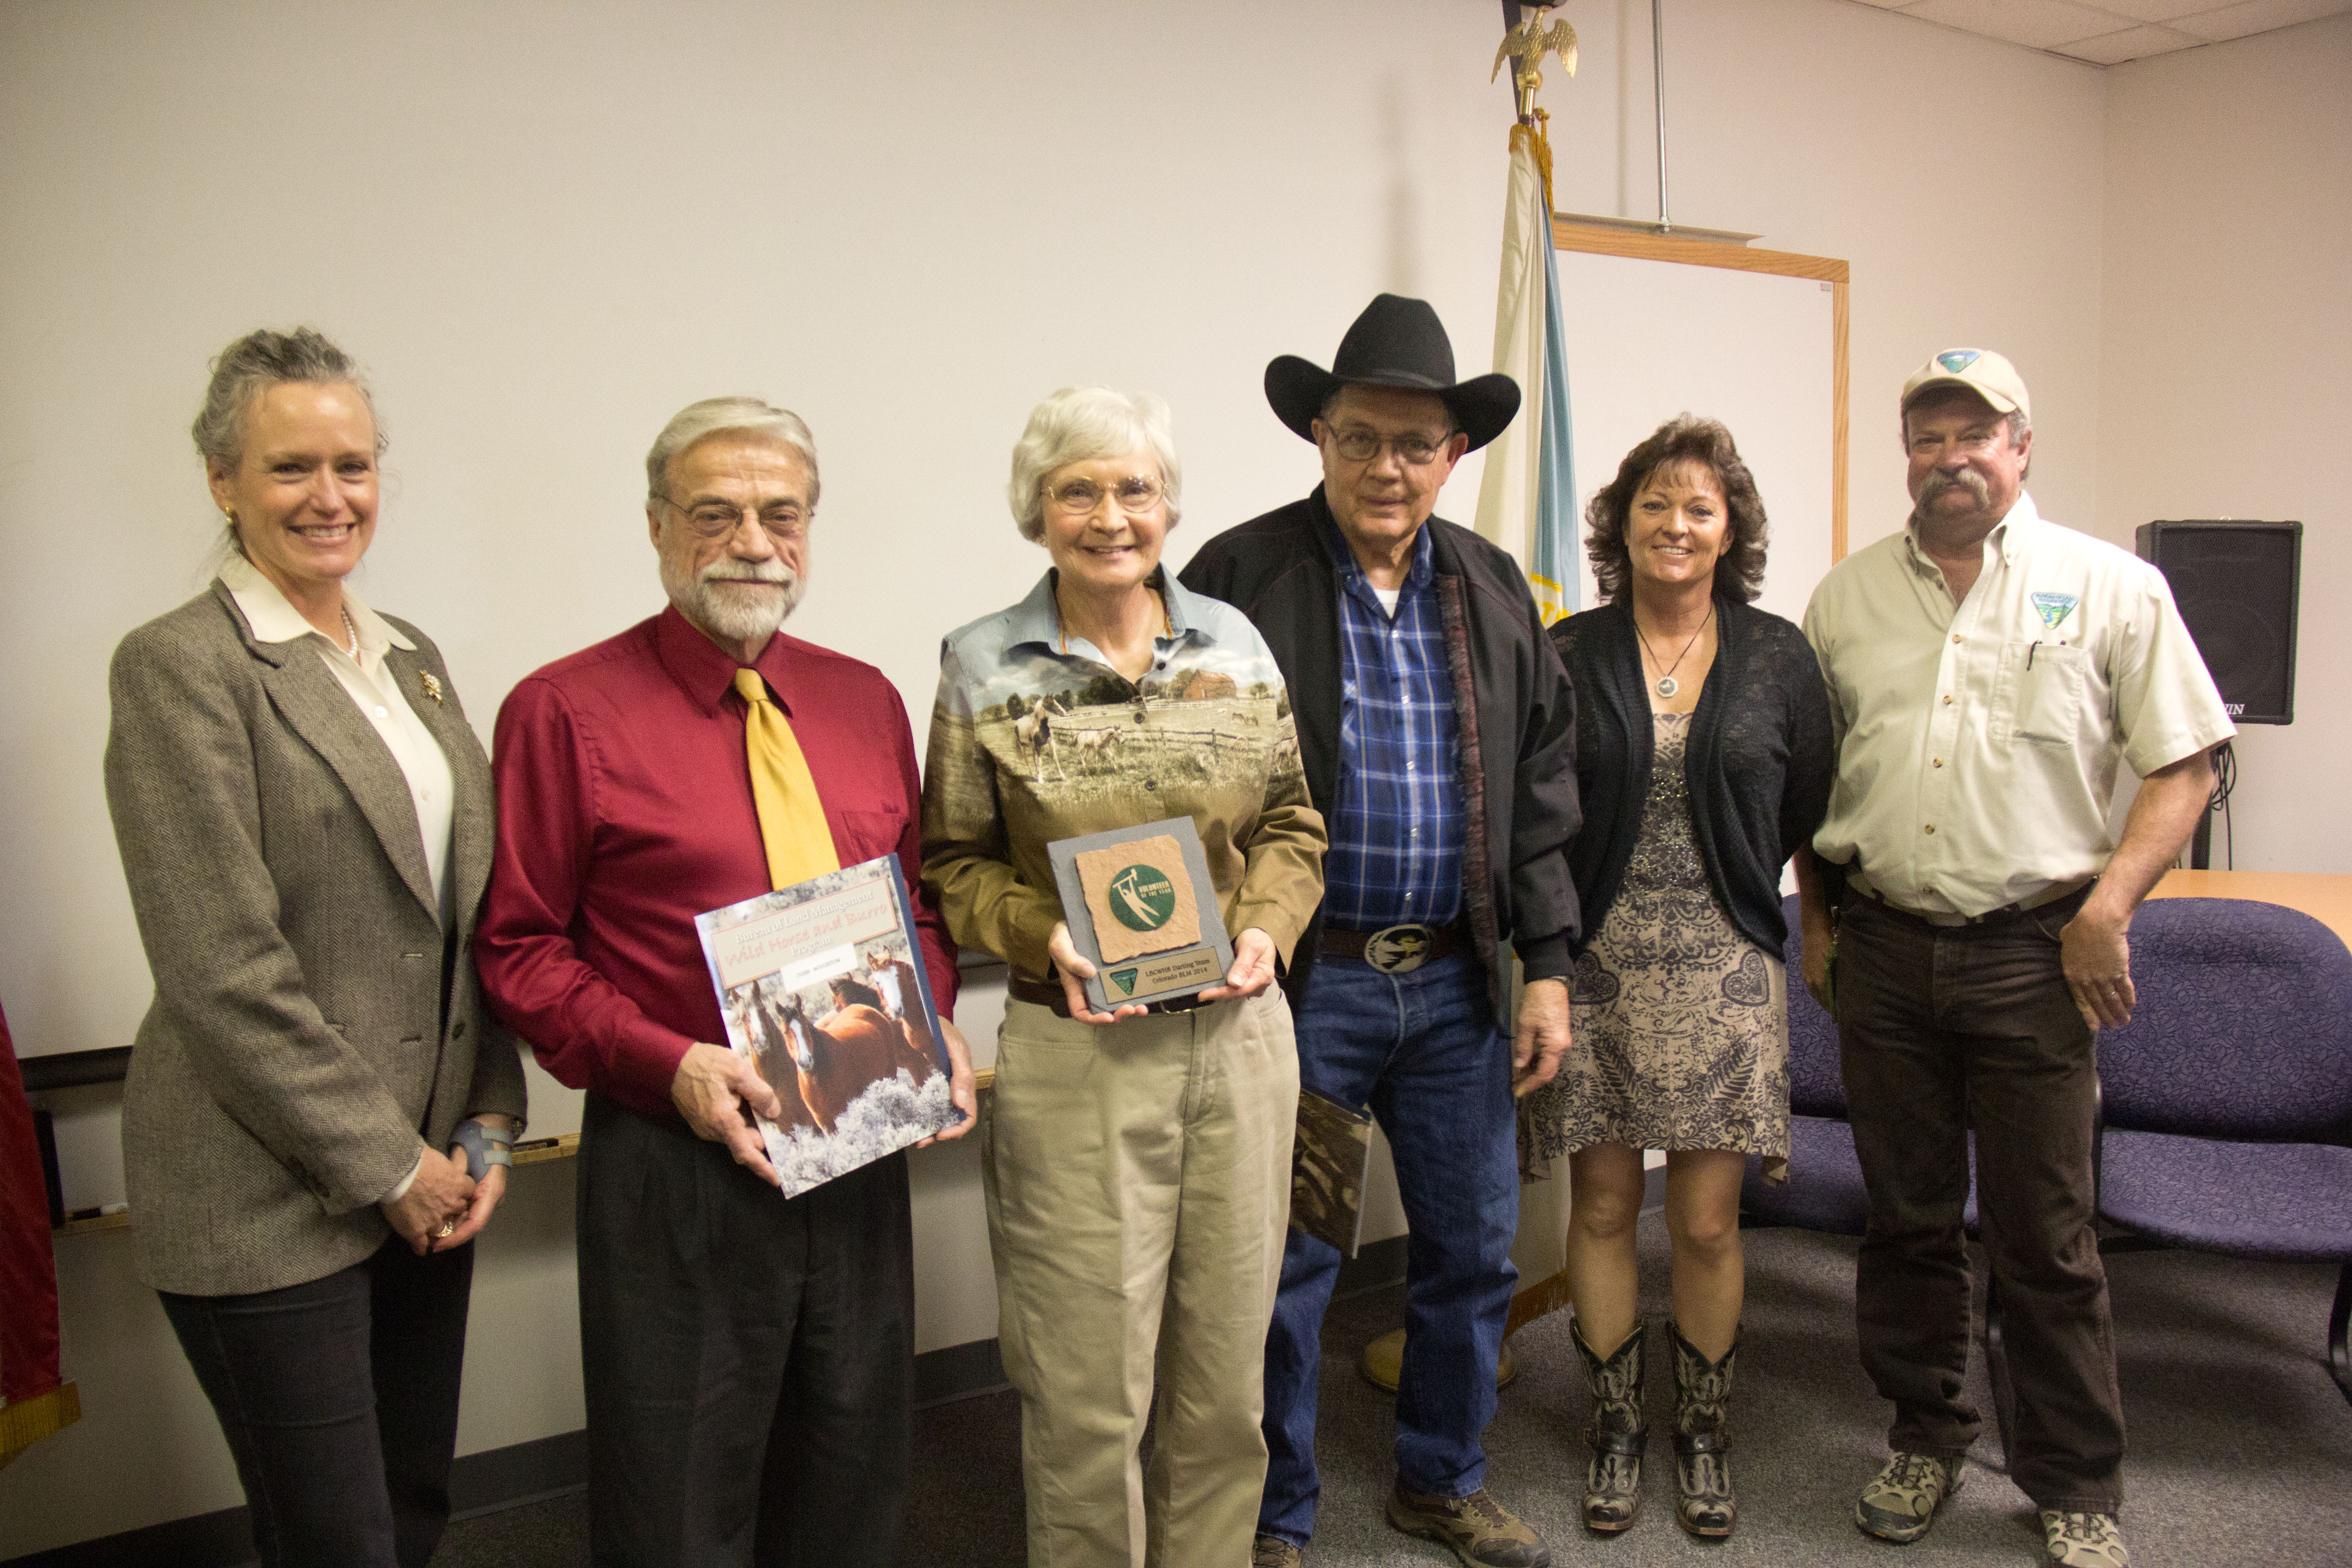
[733,668,840,890]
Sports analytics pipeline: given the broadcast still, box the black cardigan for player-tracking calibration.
[1181,486,1583,1024]
[1549,595,1834,958]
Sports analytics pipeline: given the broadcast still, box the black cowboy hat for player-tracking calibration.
[1264,293,1522,452]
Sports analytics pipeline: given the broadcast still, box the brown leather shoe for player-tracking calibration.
[1386,1482,1553,1567]
[1252,1534,1304,1568]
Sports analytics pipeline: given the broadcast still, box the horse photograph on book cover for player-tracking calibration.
[699,857,959,1198]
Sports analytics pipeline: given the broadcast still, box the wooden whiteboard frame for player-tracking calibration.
[1550,219,1852,561]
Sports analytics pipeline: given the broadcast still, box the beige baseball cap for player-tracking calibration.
[1901,348,2031,422]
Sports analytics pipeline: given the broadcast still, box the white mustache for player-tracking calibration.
[703,559,794,588]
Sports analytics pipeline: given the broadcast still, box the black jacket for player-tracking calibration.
[1180,486,1582,1023]
[1549,595,1834,958]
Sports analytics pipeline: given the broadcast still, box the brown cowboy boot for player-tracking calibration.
[1570,1318,1646,1532]
[1670,1321,1739,1538]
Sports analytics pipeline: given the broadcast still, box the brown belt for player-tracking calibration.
[1319,918,1467,975]
[1006,973,1215,1020]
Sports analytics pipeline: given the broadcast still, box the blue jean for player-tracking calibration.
[1258,948,1521,1547]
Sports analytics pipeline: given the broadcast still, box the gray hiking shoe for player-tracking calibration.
[2041,1510,2129,1566]
[1854,1451,1965,1543]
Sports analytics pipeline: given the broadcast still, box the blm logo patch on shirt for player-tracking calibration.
[2031,592,2078,631]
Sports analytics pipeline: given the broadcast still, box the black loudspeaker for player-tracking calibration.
[2134,520,2301,725]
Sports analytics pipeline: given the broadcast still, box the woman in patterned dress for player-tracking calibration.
[1528,415,1834,1539]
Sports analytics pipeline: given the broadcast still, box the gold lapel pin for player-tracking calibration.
[421,671,444,705]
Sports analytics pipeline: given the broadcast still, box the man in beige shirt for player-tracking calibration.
[1797,349,2232,1568]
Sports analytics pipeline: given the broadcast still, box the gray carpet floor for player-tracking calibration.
[435,1215,2352,1566]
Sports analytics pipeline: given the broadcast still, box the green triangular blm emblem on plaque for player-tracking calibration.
[1110,969,1140,996]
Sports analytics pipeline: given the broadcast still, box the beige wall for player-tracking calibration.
[0,0,2331,1555]
[2096,14,2352,874]
[1550,0,2108,549]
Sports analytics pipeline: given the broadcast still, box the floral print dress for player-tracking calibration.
[1529,712,1789,1181]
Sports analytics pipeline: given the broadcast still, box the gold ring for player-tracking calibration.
[437,1221,456,1238]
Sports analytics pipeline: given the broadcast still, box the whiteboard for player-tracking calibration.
[1551,238,1845,625]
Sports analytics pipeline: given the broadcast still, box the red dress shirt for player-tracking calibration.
[476,607,957,1125]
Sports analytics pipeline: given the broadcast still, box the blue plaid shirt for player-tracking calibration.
[1322,518,1465,929]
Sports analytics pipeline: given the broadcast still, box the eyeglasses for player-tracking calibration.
[656,494,810,542]
[1321,424,1455,467]
[1045,476,1165,515]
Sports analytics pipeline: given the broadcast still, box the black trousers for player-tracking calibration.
[1835,889,2125,1513]
[577,1093,916,1568]
[161,1237,474,1568]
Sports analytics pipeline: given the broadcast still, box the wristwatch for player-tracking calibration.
[450,1118,515,1182]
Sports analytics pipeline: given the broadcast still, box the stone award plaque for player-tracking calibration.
[1047,817,1234,1012]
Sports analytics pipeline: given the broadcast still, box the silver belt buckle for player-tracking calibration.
[1364,924,1434,974]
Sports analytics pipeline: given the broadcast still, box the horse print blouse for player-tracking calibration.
[919,568,1326,985]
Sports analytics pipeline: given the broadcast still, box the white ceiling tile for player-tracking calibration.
[2052,22,2207,57]
[2171,0,2352,40]
[1900,0,2156,48]
[2090,0,2230,19]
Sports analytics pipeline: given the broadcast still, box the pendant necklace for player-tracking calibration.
[1635,602,1713,699]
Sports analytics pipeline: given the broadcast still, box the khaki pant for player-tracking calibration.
[985,989,1299,1568]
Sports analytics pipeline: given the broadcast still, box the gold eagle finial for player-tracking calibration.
[1491,4,1578,123]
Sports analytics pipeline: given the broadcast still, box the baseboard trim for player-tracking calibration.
[3,1429,592,1568]
[913,1334,1008,1408]
[2,1504,255,1568]
[1335,1231,1411,1297]
[448,1428,588,1517]
[6,1250,1420,1565]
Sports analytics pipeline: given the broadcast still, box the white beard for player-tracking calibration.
[664,554,804,647]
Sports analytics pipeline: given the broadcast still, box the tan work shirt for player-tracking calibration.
[1803,493,2234,918]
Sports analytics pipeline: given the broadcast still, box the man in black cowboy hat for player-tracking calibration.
[1182,294,1580,1568]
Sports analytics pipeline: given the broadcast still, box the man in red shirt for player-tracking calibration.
[477,396,973,1567]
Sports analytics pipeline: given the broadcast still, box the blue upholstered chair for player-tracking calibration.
[1738,898,1867,1234]
[1740,894,1978,1236]
[2092,897,2352,1409]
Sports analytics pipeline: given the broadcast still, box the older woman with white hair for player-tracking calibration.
[922,387,1327,1567]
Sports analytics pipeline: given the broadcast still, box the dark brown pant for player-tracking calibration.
[577,1093,915,1567]
[1835,889,2124,1513]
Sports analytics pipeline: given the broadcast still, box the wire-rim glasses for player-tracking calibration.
[655,493,810,542]
[1045,475,1166,516]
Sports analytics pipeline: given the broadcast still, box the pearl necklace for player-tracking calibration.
[338,605,360,660]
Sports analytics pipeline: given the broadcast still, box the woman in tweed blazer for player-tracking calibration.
[103,328,526,1568]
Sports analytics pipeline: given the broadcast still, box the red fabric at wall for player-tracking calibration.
[0,1002,61,1406]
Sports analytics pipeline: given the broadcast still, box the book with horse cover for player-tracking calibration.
[1291,1086,1373,1258]
[695,856,960,1198]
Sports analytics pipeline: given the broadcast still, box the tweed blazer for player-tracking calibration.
[105,580,526,1296]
